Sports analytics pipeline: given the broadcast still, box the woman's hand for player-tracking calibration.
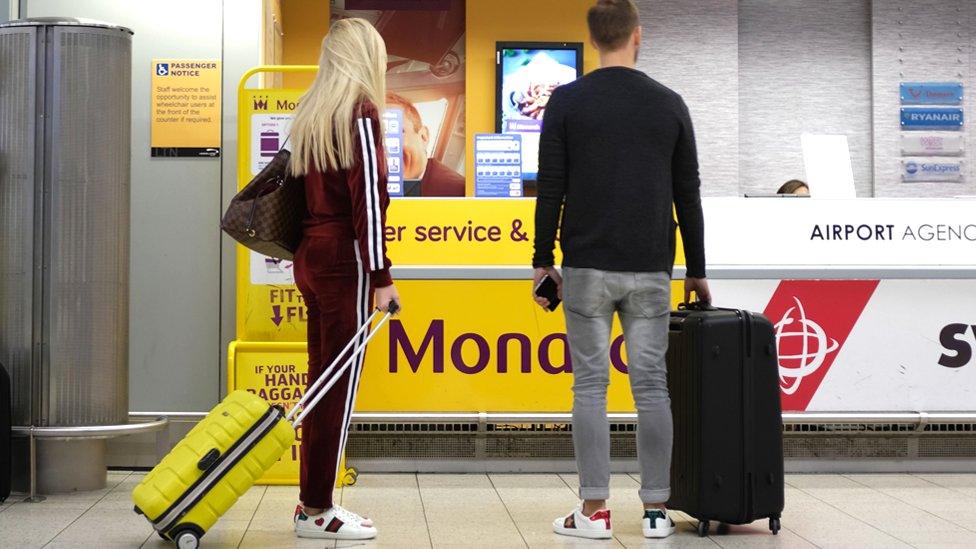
[375,284,401,313]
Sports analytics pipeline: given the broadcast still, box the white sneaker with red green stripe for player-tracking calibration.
[294,504,378,540]
[643,508,676,538]
[552,505,613,539]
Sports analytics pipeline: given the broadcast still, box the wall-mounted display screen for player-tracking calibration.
[496,42,583,182]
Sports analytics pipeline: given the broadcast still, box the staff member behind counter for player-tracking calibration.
[386,92,466,197]
[777,179,809,196]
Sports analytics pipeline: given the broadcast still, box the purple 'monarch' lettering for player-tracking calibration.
[610,335,628,374]
[389,319,444,373]
[538,333,572,374]
[497,332,531,373]
[452,333,490,374]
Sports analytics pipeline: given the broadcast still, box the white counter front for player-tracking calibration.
[702,197,975,271]
[698,198,976,412]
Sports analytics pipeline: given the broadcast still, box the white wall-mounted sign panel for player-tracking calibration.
[900,133,964,156]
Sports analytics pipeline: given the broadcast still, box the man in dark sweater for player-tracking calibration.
[533,0,710,540]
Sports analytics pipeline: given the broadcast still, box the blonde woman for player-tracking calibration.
[287,18,399,541]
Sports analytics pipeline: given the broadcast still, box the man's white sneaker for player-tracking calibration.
[552,505,613,539]
[294,504,378,540]
[642,509,676,538]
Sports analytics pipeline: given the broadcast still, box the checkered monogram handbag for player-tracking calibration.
[221,147,305,260]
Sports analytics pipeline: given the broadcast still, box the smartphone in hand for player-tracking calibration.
[534,274,561,312]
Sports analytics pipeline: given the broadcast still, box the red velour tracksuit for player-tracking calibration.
[294,102,392,509]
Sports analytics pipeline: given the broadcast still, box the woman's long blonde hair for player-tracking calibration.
[288,18,387,177]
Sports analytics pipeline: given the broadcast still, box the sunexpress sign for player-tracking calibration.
[901,159,964,182]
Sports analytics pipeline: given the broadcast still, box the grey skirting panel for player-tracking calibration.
[390,265,976,280]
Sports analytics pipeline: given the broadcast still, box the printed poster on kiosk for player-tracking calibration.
[332,0,466,197]
[243,89,304,286]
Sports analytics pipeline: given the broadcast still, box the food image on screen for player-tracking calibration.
[498,47,580,180]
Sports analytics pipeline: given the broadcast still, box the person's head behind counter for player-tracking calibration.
[777,179,809,196]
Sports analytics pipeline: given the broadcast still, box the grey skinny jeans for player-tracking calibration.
[562,267,673,504]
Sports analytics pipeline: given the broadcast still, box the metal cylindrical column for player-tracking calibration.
[0,17,132,493]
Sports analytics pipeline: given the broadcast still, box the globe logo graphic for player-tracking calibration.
[906,161,918,175]
[774,297,840,395]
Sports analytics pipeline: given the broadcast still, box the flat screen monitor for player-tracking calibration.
[496,42,583,183]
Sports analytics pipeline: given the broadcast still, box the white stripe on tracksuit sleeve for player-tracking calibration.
[356,117,383,271]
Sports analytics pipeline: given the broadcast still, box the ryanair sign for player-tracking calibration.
[900,107,964,130]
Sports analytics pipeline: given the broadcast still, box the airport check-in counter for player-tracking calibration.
[222,195,976,481]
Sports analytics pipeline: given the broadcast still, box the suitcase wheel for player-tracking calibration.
[170,524,203,549]
[343,467,359,486]
[697,520,710,537]
[769,517,781,535]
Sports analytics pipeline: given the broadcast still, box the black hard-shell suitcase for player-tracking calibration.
[666,304,784,537]
[0,362,10,503]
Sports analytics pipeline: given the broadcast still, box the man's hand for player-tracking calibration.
[684,277,711,306]
[532,266,563,310]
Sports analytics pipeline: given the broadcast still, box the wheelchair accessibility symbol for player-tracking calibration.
[156,63,169,76]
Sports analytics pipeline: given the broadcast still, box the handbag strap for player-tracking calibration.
[244,137,293,234]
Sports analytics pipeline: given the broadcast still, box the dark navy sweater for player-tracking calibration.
[532,66,706,278]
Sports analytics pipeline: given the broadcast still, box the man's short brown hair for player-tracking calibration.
[587,0,639,51]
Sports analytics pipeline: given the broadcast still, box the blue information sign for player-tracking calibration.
[900,82,963,105]
[900,107,963,130]
[382,109,405,196]
[474,134,523,197]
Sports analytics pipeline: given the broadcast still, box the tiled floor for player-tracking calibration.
[2,472,976,548]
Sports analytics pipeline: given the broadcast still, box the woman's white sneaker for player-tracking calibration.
[552,505,613,539]
[642,509,676,538]
[294,504,378,540]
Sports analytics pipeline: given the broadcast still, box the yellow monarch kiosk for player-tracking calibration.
[230,66,687,484]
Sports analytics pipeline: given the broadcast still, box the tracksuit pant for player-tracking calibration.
[294,236,373,510]
[562,267,674,504]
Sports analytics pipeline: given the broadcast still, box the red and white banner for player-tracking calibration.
[711,279,976,412]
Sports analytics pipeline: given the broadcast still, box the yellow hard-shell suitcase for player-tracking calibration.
[133,306,396,548]
[132,391,294,545]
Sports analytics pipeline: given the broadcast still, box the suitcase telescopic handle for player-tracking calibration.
[291,308,395,428]
[289,301,400,429]
[284,300,400,423]
[284,309,380,423]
